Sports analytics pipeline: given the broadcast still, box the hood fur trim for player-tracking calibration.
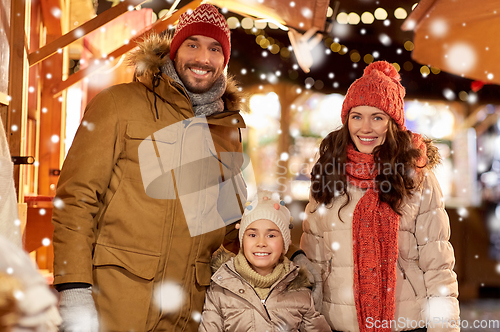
[127,32,172,81]
[286,267,312,291]
[211,248,235,274]
[424,138,441,169]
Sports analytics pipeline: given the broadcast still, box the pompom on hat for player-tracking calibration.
[237,190,292,253]
[341,61,406,129]
[169,4,231,67]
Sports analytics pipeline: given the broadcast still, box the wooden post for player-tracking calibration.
[8,0,30,202]
[37,0,66,196]
[274,83,294,197]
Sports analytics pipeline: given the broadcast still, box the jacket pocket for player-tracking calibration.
[126,121,179,184]
[93,243,160,280]
[195,261,212,286]
[397,259,417,297]
[92,244,160,331]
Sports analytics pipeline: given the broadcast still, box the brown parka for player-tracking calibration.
[52,34,246,332]
[198,251,331,332]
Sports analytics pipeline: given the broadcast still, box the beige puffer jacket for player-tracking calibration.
[301,154,459,332]
[198,251,331,331]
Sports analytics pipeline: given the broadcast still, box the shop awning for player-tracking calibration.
[402,0,500,86]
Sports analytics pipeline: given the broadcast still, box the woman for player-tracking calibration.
[300,61,459,332]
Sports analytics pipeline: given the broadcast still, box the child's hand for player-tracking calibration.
[293,254,323,312]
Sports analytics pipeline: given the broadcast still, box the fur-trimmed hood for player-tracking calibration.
[423,138,441,169]
[127,32,245,112]
[210,249,311,291]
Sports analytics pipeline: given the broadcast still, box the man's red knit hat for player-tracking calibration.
[341,61,406,129]
[169,4,231,68]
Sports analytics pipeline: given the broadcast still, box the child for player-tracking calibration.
[198,190,329,331]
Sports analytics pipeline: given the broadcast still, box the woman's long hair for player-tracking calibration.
[310,118,436,218]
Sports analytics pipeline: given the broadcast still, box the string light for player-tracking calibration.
[361,12,374,24]
[374,8,388,20]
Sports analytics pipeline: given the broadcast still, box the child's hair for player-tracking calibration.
[237,190,293,253]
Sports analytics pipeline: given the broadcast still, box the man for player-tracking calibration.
[53,4,246,331]
[53,4,320,332]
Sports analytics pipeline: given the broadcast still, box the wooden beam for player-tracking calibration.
[8,0,31,202]
[29,0,147,67]
[51,0,203,96]
[40,0,63,36]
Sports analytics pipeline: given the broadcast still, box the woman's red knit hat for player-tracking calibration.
[170,4,231,68]
[341,61,406,129]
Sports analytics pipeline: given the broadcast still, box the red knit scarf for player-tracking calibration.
[346,144,399,332]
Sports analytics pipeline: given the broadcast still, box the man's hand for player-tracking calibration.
[293,254,323,312]
[58,287,99,332]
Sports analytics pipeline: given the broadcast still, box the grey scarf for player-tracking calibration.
[162,55,226,117]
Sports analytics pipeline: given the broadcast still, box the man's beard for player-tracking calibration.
[176,62,220,94]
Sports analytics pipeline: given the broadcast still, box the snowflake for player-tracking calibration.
[154,281,185,314]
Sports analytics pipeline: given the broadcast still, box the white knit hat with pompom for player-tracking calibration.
[237,190,292,253]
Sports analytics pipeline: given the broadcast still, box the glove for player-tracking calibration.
[58,287,99,332]
[293,253,323,312]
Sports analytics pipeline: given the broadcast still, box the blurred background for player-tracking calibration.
[2,0,500,329]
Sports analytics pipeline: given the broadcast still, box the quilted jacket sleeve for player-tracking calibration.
[300,193,329,276]
[198,283,224,332]
[52,89,120,286]
[414,171,460,332]
[299,294,331,331]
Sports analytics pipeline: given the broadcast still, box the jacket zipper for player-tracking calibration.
[225,265,296,323]
[261,299,271,320]
[397,259,417,297]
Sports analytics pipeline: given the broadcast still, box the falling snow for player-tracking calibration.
[301,7,313,19]
[430,18,448,37]
[445,43,476,74]
[53,197,65,209]
[51,7,62,18]
[457,207,469,218]
[443,88,456,101]
[192,311,201,322]
[438,285,450,296]
[74,29,84,38]
[154,281,185,314]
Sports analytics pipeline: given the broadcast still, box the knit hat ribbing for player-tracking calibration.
[341,61,406,129]
[239,190,292,253]
[170,4,231,67]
